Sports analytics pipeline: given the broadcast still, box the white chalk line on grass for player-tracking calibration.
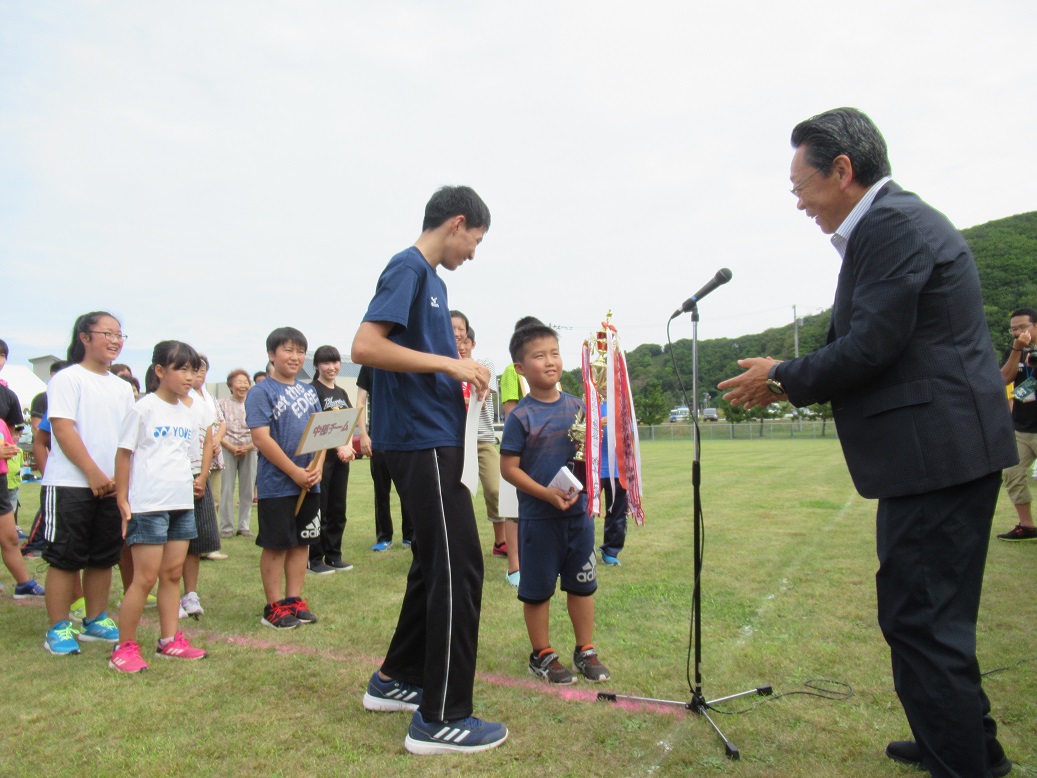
[736,491,860,643]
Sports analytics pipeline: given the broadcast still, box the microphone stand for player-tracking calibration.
[597,302,771,759]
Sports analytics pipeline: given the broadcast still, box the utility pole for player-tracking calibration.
[793,305,800,358]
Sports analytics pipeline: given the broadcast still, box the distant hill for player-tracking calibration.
[571,211,1037,423]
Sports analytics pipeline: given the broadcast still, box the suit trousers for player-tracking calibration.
[311,454,349,563]
[380,447,484,722]
[875,470,1001,778]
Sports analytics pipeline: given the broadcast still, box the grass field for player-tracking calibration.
[3,440,1035,777]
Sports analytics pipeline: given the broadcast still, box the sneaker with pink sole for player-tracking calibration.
[156,631,207,660]
[109,641,149,673]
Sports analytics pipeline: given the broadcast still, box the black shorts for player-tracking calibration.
[0,485,12,515]
[41,486,123,571]
[256,492,320,551]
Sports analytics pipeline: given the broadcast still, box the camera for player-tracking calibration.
[1024,347,1037,368]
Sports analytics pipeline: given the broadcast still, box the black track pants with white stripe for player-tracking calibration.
[380,447,484,722]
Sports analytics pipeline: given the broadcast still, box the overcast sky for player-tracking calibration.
[2,1,1035,383]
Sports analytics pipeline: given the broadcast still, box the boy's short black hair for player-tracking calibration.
[313,345,341,366]
[422,186,491,232]
[449,310,470,335]
[513,316,543,331]
[466,326,476,344]
[266,326,308,354]
[509,324,559,363]
[0,339,7,358]
[253,371,267,383]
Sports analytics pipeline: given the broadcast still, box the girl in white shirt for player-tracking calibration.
[111,341,207,673]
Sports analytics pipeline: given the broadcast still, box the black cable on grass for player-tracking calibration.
[706,679,855,715]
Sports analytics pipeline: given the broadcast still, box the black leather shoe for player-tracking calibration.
[885,740,1012,777]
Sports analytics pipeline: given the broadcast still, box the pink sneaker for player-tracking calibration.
[109,641,149,673]
[156,631,207,660]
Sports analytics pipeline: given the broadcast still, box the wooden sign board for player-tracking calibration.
[294,406,363,456]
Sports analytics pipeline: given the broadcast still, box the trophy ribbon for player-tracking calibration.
[580,341,602,517]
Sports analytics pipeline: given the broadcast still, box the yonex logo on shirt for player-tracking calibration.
[152,425,193,440]
[430,296,440,308]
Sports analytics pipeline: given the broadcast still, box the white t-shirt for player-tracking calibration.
[185,389,215,475]
[117,393,195,513]
[42,364,135,488]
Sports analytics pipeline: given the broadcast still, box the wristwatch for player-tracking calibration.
[766,363,785,395]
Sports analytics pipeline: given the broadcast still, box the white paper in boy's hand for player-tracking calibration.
[548,466,582,497]
[460,394,483,495]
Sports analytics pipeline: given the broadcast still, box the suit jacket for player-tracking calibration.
[775,182,1017,499]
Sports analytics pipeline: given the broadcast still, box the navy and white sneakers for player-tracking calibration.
[404,710,508,755]
[363,671,423,712]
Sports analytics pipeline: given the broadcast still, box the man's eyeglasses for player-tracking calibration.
[88,331,128,342]
[790,168,821,197]
[1010,323,1034,334]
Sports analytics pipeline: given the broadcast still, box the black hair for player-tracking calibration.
[1011,307,1037,324]
[791,107,891,187]
[509,324,559,362]
[145,340,201,394]
[266,326,308,354]
[253,371,267,383]
[513,316,543,331]
[110,363,132,377]
[121,374,140,393]
[449,310,471,336]
[422,186,491,232]
[312,345,341,366]
[466,326,476,344]
[67,311,119,364]
[50,360,70,374]
[0,339,7,358]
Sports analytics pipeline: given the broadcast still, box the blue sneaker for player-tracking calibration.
[80,611,119,643]
[371,540,393,552]
[13,579,45,598]
[599,547,621,566]
[363,671,423,712]
[44,620,81,655]
[505,569,520,587]
[405,710,508,754]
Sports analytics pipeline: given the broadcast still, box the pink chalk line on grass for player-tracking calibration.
[207,632,687,717]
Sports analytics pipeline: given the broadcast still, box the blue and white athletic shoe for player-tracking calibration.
[404,710,508,754]
[80,611,119,643]
[363,671,423,712]
[371,540,393,552]
[13,578,45,598]
[44,620,81,655]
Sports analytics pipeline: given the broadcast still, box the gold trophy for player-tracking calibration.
[568,311,613,465]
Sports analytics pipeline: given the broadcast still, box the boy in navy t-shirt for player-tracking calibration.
[500,324,611,686]
[245,327,322,630]
[351,186,507,755]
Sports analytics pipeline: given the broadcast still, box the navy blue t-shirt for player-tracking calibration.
[245,376,322,499]
[500,392,587,521]
[362,246,466,451]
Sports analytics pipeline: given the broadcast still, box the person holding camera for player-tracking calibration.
[998,307,1037,541]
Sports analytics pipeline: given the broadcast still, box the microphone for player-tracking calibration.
[670,268,733,319]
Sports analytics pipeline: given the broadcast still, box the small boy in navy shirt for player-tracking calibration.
[245,327,322,630]
[500,324,610,685]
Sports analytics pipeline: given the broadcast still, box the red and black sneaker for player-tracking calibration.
[284,596,317,624]
[261,600,302,629]
[996,523,1037,542]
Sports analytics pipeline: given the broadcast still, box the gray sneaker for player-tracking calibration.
[573,646,610,682]
[307,560,336,575]
[528,650,575,684]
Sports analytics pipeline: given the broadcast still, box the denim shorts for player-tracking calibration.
[125,508,197,546]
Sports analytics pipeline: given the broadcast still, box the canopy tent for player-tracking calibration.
[0,364,47,417]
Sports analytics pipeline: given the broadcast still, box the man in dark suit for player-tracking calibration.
[719,107,1017,778]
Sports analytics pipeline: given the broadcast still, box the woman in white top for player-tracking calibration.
[218,369,257,536]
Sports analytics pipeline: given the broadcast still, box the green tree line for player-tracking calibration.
[565,210,1037,424]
